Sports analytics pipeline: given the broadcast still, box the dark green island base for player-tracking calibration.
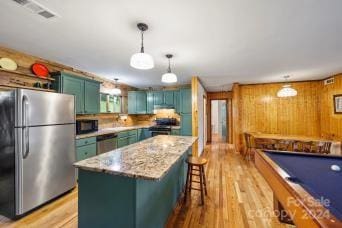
[78,152,188,228]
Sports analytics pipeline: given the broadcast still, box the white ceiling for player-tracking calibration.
[0,0,342,91]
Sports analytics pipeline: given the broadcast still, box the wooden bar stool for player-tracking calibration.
[184,157,208,205]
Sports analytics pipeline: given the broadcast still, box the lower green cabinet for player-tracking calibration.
[171,129,180,135]
[117,137,129,148]
[181,114,192,136]
[138,128,152,141]
[117,130,138,148]
[128,135,137,144]
[76,137,97,161]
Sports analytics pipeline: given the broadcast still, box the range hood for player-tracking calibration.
[153,104,175,110]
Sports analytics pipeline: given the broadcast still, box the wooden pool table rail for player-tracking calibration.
[255,150,342,228]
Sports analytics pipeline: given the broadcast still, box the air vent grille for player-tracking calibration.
[324,77,335,85]
[11,0,57,19]
[12,0,29,5]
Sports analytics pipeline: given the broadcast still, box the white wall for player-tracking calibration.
[211,101,219,133]
[197,82,206,156]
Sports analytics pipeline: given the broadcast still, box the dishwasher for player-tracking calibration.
[97,133,118,155]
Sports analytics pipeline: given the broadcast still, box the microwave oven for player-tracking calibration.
[76,119,98,135]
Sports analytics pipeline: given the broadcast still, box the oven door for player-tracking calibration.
[151,131,171,137]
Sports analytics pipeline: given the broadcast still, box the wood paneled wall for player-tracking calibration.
[320,74,342,140]
[233,75,342,151]
[240,81,322,136]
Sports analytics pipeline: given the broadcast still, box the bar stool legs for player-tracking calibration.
[184,157,208,205]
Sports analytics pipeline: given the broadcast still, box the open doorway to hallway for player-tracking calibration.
[211,100,227,143]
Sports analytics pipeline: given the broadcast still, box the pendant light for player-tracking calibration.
[130,23,154,70]
[277,76,297,97]
[161,54,177,83]
[111,78,121,95]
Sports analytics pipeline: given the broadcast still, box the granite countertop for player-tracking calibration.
[76,125,152,139]
[76,125,181,139]
[74,135,197,181]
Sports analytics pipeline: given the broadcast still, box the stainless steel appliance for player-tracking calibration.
[0,89,76,218]
[149,118,178,136]
[76,119,98,135]
[97,133,117,154]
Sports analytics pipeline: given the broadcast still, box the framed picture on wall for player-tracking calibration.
[333,94,342,114]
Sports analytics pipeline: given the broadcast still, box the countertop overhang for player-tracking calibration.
[74,135,197,181]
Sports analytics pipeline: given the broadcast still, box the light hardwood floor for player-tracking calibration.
[0,142,294,228]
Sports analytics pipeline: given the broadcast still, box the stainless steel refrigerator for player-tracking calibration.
[0,89,76,218]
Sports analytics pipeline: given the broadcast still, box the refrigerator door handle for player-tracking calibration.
[22,95,29,159]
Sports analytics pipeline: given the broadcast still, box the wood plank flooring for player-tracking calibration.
[0,142,294,228]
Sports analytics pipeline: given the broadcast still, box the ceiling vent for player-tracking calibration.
[324,77,335,85]
[11,0,58,19]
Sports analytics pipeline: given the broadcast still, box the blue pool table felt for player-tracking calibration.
[265,151,342,220]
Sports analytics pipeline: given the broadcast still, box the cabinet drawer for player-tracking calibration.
[171,129,180,135]
[76,137,97,147]
[128,129,137,136]
[118,131,129,138]
[117,137,129,148]
[76,143,97,161]
[128,135,137,145]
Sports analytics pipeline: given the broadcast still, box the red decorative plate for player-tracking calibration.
[31,63,49,78]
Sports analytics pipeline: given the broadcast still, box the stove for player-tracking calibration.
[149,118,178,136]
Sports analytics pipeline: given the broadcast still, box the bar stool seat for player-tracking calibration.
[184,157,208,205]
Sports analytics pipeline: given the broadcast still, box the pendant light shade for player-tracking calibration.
[130,52,154,70]
[130,23,154,70]
[277,76,297,98]
[161,54,177,83]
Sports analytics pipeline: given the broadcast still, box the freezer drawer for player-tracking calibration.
[16,124,76,215]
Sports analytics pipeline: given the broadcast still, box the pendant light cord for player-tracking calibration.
[140,31,145,53]
[167,58,171,73]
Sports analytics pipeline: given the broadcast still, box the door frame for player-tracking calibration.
[207,92,232,144]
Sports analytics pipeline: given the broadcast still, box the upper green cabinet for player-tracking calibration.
[60,75,84,114]
[153,91,164,105]
[52,72,100,114]
[100,94,121,113]
[164,91,174,105]
[180,88,192,114]
[128,91,147,114]
[84,80,100,114]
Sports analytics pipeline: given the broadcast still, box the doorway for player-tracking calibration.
[211,100,227,142]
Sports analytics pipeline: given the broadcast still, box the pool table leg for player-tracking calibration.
[273,193,294,225]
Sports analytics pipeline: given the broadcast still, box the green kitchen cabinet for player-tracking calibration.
[58,74,85,114]
[128,91,147,114]
[180,88,192,114]
[153,91,164,105]
[164,91,174,105]
[138,128,152,141]
[117,137,129,148]
[180,114,192,136]
[128,92,136,114]
[171,129,180,135]
[84,80,100,114]
[76,137,97,161]
[128,135,137,145]
[146,92,154,114]
[113,96,121,113]
[135,91,147,114]
[52,72,100,114]
[100,93,108,113]
[76,143,97,161]
[108,95,114,113]
[174,90,180,113]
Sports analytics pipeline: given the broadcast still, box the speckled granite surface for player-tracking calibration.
[74,135,197,180]
[76,125,152,139]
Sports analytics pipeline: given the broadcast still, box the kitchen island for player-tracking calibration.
[74,135,197,228]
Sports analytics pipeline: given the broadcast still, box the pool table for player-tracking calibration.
[255,150,342,228]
